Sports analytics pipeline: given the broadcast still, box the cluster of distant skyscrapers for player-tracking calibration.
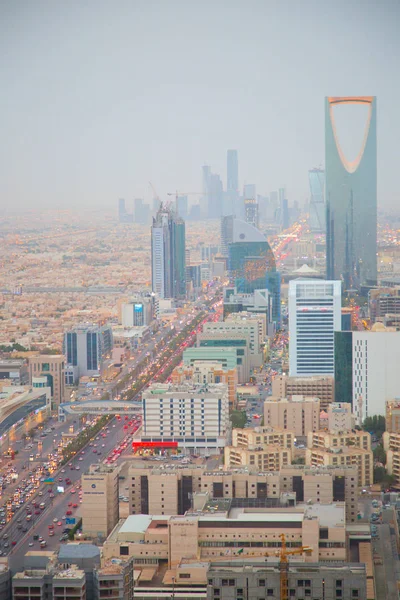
[119,95,378,309]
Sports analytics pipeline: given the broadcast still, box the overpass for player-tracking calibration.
[0,388,50,439]
[58,399,142,421]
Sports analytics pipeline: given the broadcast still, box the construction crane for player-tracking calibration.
[276,533,312,600]
[149,182,161,206]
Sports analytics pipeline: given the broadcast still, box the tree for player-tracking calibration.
[230,410,247,429]
[373,444,386,465]
[373,466,386,483]
[362,415,386,440]
[292,457,305,465]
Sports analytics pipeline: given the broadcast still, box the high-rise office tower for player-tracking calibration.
[201,165,211,218]
[134,198,150,225]
[309,168,325,231]
[151,204,186,299]
[325,96,377,287]
[227,218,281,327]
[208,173,223,218]
[176,195,188,219]
[227,149,239,215]
[221,215,234,257]
[64,323,113,380]
[289,279,341,377]
[152,197,161,214]
[244,198,259,229]
[118,198,126,221]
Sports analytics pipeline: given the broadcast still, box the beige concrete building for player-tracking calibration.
[263,395,320,436]
[383,431,400,484]
[224,426,294,471]
[28,354,65,408]
[82,463,119,539]
[327,402,355,432]
[13,565,86,600]
[102,501,346,567]
[272,375,334,411]
[93,558,134,600]
[307,429,371,451]
[171,362,237,408]
[385,399,400,433]
[203,316,265,367]
[306,447,372,487]
[225,445,291,471]
[128,464,358,523]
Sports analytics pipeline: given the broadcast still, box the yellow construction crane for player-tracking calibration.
[276,533,312,600]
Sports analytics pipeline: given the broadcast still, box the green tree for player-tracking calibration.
[373,444,386,465]
[362,415,386,440]
[230,410,247,429]
[373,466,386,483]
[292,457,305,465]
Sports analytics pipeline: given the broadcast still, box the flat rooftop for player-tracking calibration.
[299,502,345,528]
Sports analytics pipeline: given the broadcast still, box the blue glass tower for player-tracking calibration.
[227,218,281,327]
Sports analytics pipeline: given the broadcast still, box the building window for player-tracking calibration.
[179,573,190,579]
[120,546,129,556]
[258,579,266,587]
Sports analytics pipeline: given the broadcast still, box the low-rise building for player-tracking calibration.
[82,463,119,539]
[141,382,230,455]
[305,446,372,487]
[93,558,134,600]
[385,399,400,433]
[28,354,65,407]
[263,395,320,436]
[225,426,294,471]
[307,428,371,451]
[272,374,334,411]
[13,565,86,600]
[102,500,346,566]
[127,464,358,523]
[204,561,367,600]
[0,358,28,385]
[171,362,237,409]
[183,347,249,384]
[384,431,400,485]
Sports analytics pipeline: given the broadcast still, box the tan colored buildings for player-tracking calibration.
[224,426,294,470]
[383,431,400,484]
[127,464,358,523]
[307,429,371,451]
[13,565,86,600]
[272,375,334,411]
[327,402,355,432]
[385,399,400,433]
[225,445,291,471]
[82,464,119,539]
[306,428,373,487]
[306,447,372,487]
[93,558,134,600]
[28,354,65,407]
[171,362,237,408]
[102,501,347,567]
[263,395,320,436]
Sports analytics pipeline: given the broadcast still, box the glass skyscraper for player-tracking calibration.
[227,218,281,327]
[308,168,325,232]
[325,96,377,287]
[151,204,186,299]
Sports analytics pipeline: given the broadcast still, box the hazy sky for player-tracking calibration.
[1,0,399,213]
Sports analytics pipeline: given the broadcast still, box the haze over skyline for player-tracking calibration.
[1,0,399,213]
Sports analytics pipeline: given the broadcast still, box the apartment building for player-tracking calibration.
[306,447,372,487]
[127,464,358,523]
[385,399,400,433]
[327,402,355,432]
[102,501,346,566]
[205,561,367,600]
[308,429,371,451]
[272,374,334,411]
[141,382,229,454]
[384,431,400,485]
[171,362,237,408]
[28,354,65,407]
[93,558,134,600]
[13,566,86,600]
[224,426,294,471]
[82,464,119,539]
[183,347,249,383]
[263,395,320,436]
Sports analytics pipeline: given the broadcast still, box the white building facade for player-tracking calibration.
[351,331,400,423]
[141,382,230,455]
[289,279,341,376]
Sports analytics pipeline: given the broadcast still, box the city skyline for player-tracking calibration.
[1,1,400,212]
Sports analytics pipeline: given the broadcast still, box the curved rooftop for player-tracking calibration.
[232,218,267,243]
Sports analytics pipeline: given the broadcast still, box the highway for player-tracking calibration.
[5,288,224,572]
[7,417,128,571]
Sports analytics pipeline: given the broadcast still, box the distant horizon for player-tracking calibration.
[1,0,399,212]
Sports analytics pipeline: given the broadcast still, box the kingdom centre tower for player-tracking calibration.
[325,96,377,288]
